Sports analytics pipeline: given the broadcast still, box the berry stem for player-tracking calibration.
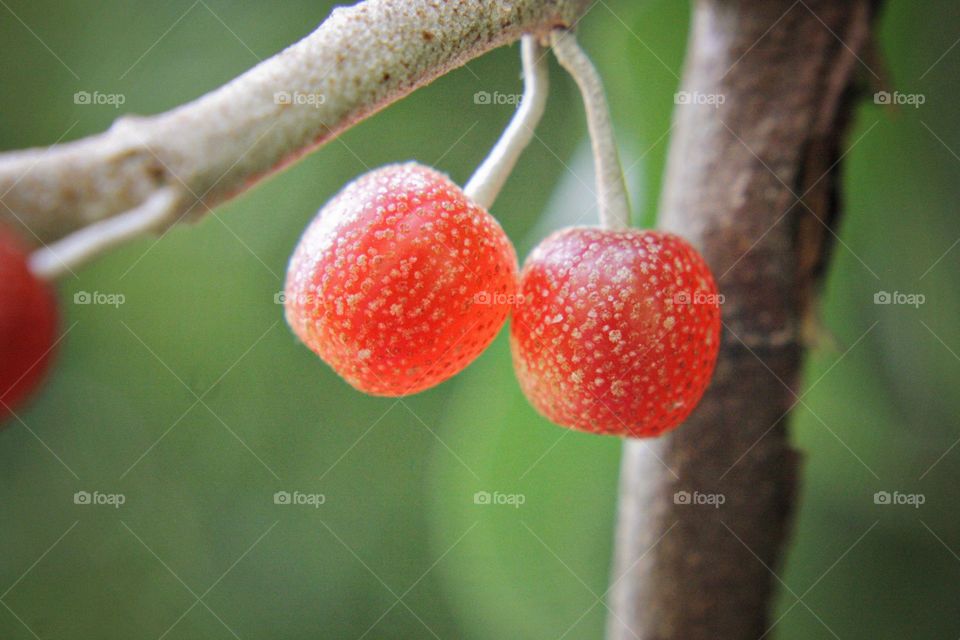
[28,187,178,280]
[464,35,549,210]
[550,29,630,231]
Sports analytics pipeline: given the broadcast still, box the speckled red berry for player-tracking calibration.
[284,163,518,396]
[510,227,720,437]
[0,226,58,421]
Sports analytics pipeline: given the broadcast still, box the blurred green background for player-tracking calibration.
[1,1,958,638]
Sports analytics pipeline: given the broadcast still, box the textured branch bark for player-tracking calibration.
[0,0,589,246]
[607,1,880,638]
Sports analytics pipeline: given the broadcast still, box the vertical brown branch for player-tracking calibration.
[607,1,880,638]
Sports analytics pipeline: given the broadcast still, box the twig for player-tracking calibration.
[0,0,591,265]
[550,30,630,230]
[464,35,548,210]
[28,188,178,280]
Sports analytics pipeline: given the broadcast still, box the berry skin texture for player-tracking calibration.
[284,163,518,396]
[510,227,721,437]
[0,226,58,421]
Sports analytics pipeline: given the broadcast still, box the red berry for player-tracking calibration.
[510,227,720,437]
[0,226,58,421]
[284,163,518,396]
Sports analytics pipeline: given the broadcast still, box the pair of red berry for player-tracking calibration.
[0,226,58,422]
[284,163,721,438]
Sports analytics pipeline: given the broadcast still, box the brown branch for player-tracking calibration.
[607,1,881,638]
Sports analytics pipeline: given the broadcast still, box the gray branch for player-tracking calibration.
[0,0,590,247]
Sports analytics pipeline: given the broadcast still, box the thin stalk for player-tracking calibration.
[29,188,178,280]
[550,29,630,230]
[464,35,549,209]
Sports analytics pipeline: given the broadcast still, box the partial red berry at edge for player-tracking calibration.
[0,226,58,421]
[510,227,721,437]
[284,163,518,396]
